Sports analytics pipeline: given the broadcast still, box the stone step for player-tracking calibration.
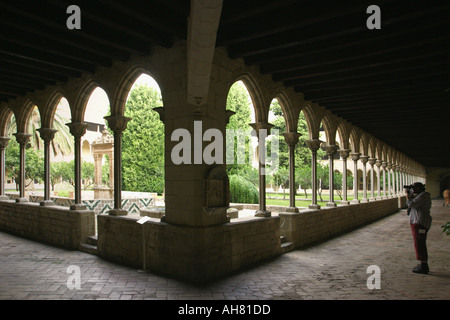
[280,235,287,243]
[86,235,98,246]
[80,243,98,255]
[281,241,294,253]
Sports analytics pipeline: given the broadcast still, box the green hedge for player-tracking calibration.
[229,174,259,204]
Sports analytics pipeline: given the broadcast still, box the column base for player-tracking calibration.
[40,200,55,206]
[339,201,350,205]
[284,206,299,213]
[369,197,376,201]
[70,204,87,210]
[308,204,321,210]
[0,195,9,201]
[16,197,28,203]
[255,210,271,217]
[326,202,337,207]
[351,199,360,204]
[360,198,369,203]
[109,208,128,216]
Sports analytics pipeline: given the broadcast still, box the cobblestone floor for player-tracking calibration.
[0,200,449,302]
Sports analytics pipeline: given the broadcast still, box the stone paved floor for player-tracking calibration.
[0,200,449,302]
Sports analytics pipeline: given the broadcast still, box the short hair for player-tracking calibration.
[413,182,426,191]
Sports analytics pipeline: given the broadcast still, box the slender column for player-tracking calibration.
[37,128,58,206]
[350,152,360,203]
[250,122,273,217]
[387,163,392,197]
[67,122,88,210]
[359,155,369,202]
[13,133,32,202]
[381,161,388,198]
[375,160,382,199]
[394,165,399,196]
[306,139,322,210]
[93,153,103,187]
[368,158,376,201]
[324,145,338,207]
[109,151,114,188]
[0,137,11,200]
[339,149,350,205]
[281,131,301,212]
[104,115,131,216]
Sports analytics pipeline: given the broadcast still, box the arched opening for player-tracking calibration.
[225,80,258,213]
[121,73,165,212]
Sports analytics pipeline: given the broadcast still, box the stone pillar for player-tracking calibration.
[381,161,388,198]
[375,160,382,199]
[387,163,392,197]
[359,155,369,202]
[394,165,399,196]
[339,149,350,205]
[104,115,131,216]
[281,131,301,212]
[0,137,11,200]
[306,139,322,210]
[368,158,376,201]
[324,145,339,207]
[350,152,360,203]
[93,153,103,187]
[13,133,31,202]
[249,122,273,217]
[67,122,88,210]
[37,128,57,206]
[109,151,114,188]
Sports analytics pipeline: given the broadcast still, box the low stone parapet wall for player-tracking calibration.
[279,197,402,249]
[97,214,280,283]
[0,200,95,250]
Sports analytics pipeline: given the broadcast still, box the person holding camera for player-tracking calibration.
[405,182,432,274]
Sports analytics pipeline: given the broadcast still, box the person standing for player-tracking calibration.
[406,182,432,274]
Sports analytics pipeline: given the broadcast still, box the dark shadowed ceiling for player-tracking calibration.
[1,0,449,168]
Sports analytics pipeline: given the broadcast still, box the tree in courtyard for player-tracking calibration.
[121,84,165,194]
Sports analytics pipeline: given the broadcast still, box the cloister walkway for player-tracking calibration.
[0,200,449,301]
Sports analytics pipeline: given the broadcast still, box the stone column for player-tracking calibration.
[281,131,301,213]
[375,160,382,199]
[0,137,11,200]
[13,133,31,202]
[381,161,388,198]
[387,163,392,197]
[368,158,376,201]
[359,155,369,202]
[324,145,339,207]
[339,149,350,205]
[350,152,360,203]
[66,122,88,210]
[109,151,114,188]
[249,122,273,217]
[93,153,103,187]
[37,128,57,206]
[306,139,322,210]
[104,115,131,216]
[394,165,399,196]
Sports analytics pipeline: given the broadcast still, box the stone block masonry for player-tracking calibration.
[279,197,402,249]
[0,200,95,250]
[97,214,280,283]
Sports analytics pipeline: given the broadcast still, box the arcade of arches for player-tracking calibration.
[0,2,446,283]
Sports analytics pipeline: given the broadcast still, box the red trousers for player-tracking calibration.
[410,224,428,261]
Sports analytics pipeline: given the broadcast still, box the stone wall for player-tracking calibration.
[0,200,95,250]
[279,197,402,249]
[97,214,280,283]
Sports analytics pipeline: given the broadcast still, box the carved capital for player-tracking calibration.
[323,144,339,157]
[305,139,322,152]
[13,133,32,146]
[0,137,11,149]
[281,131,301,148]
[381,161,388,169]
[368,158,377,166]
[104,115,131,134]
[249,122,274,141]
[37,128,58,143]
[375,160,383,167]
[66,122,88,139]
[350,152,361,162]
[359,155,369,165]
[339,149,350,160]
